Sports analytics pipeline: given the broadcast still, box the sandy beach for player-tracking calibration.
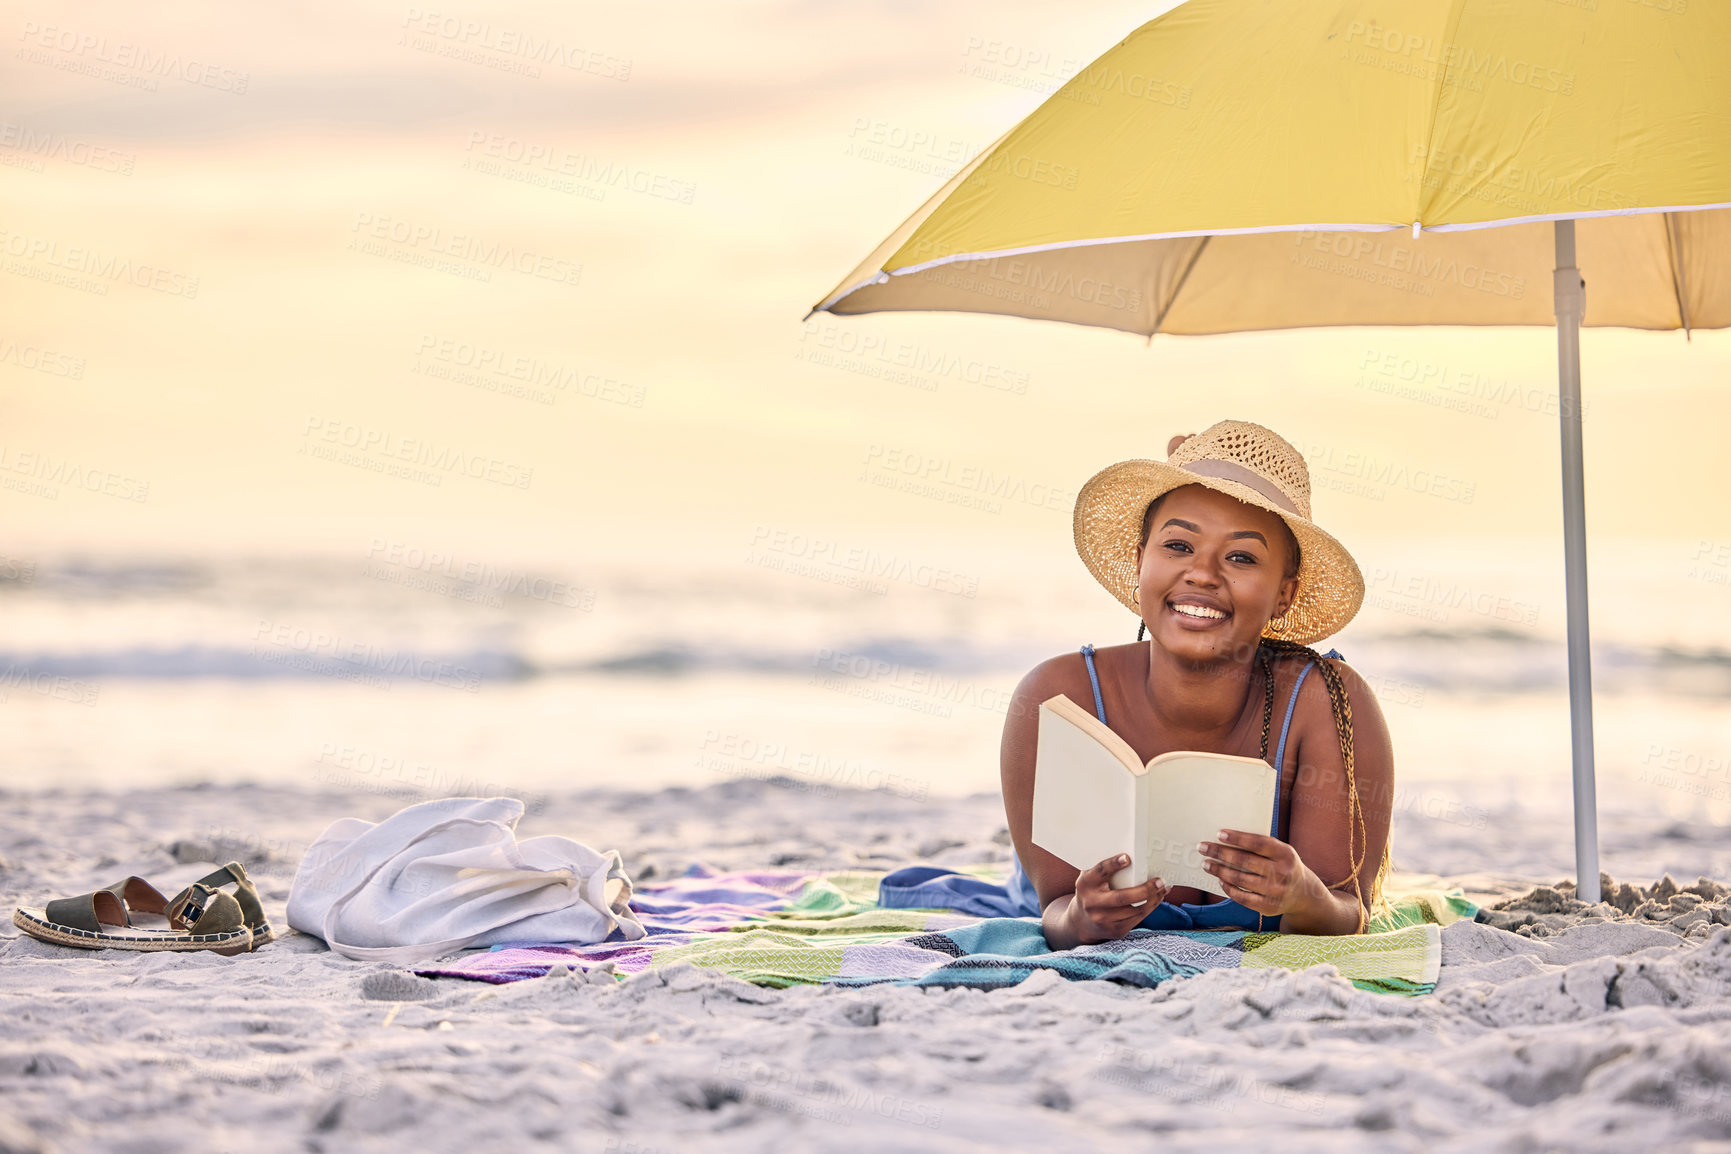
[6,779,1731,1153]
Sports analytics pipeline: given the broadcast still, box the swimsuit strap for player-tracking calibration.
[1079,644,1107,724]
[1269,647,1344,838]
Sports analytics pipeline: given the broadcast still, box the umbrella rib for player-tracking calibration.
[1150,235,1210,339]
[1663,212,1694,340]
[1410,0,1474,230]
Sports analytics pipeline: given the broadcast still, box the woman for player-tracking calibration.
[1002,420,1393,945]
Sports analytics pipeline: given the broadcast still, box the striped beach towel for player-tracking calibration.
[416,865,1473,995]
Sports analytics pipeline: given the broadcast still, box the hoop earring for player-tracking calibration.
[1130,586,1140,608]
[1267,611,1289,633]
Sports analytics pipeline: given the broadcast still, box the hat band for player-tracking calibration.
[1179,459,1300,516]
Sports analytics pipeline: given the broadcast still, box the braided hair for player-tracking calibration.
[1137,494,1392,918]
[1258,637,1392,917]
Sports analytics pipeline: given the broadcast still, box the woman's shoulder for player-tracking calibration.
[1271,646,1370,695]
[1274,647,1390,740]
[1010,645,1112,718]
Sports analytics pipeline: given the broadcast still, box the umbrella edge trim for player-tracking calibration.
[816,221,1404,314]
[1423,200,1731,234]
[815,201,1731,313]
[880,221,1406,280]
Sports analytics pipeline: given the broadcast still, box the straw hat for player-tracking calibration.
[1073,420,1364,646]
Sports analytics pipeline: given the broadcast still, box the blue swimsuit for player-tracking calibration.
[877,643,1341,932]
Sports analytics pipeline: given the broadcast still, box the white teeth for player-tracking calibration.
[1171,603,1226,620]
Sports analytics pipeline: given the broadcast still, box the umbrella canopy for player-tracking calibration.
[810,0,1731,903]
[815,0,1731,335]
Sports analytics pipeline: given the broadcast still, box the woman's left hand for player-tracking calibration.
[1196,830,1323,917]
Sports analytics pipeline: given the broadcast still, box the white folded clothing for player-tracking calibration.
[287,796,644,964]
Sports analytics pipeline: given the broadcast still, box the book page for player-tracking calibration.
[1031,696,1140,887]
[1140,752,1275,896]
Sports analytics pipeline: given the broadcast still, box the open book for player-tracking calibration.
[1031,694,1275,896]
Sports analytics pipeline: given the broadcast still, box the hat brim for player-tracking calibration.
[1073,460,1365,646]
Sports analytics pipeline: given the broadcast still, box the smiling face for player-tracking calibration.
[1135,484,1301,662]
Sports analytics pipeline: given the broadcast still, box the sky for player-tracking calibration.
[4,0,1729,591]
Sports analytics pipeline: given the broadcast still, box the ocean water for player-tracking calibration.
[2,543,1727,878]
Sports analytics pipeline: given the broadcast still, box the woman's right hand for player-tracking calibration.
[1064,855,1169,943]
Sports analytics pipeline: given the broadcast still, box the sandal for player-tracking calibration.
[12,862,273,955]
[183,862,276,948]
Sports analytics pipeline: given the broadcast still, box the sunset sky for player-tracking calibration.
[5,0,1728,604]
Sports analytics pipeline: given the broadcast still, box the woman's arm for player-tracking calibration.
[1002,658,1167,948]
[1196,655,1394,934]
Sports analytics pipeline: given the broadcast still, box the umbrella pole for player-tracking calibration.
[1553,219,1601,904]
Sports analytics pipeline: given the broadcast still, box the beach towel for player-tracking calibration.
[287,797,644,964]
[416,864,1474,995]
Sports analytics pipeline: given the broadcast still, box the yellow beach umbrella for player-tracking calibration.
[811,0,1731,902]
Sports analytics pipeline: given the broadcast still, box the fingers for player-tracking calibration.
[1074,855,1168,935]
[1198,831,1297,887]
[1214,829,1281,855]
[1198,842,1264,873]
[1198,847,1267,893]
[1200,831,1309,910]
[1077,855,1135,895]
[1080,856,1164,899]
[1198,831,1288,866]
[1219,879,1274,913]
[1201,832,1316,919]
[1093,879,1167,909]
[1085,854,1132,882]
[1208,862,1271,894]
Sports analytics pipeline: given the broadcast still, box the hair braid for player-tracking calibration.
[1256,637,1392,916]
